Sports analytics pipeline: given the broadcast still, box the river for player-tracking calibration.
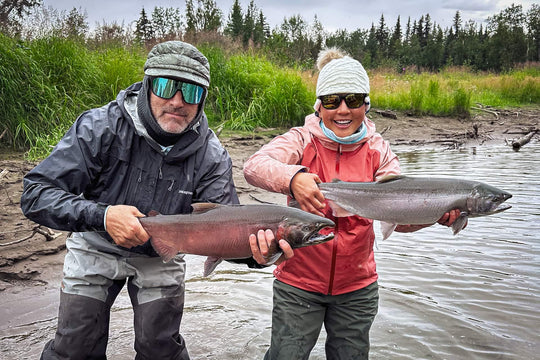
[1,142,538,359]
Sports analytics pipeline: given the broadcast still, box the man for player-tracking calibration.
[21,40,291,359]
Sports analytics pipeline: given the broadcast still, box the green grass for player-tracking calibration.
[369,66,539,117]
[1,35,538,159]
[0,34,145,158]
[203,46,313,131]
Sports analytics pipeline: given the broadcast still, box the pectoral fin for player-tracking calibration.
[326,200,355,217]
[263,251,283,266]
[150,237,177,263]
[380,221,398,240]
[451,213,469,235]
[204,256,223,276]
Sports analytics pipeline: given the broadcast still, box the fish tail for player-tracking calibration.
[150,237,177,263]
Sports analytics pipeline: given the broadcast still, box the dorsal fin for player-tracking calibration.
[331,178,342,183]
[148,210,161,217]
[377,175,405,184]
[191,202,220,214]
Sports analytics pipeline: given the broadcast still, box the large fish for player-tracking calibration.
[319,175,512,240]
[139,203,335,276]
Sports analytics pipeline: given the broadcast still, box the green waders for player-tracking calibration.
[264,280,379,360]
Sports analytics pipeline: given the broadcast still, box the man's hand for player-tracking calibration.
[105,205,150,248]
[290,172,326,216]
[249,229,294,266]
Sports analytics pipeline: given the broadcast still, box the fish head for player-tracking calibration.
[468,183,513,216]
[277,212,335,248]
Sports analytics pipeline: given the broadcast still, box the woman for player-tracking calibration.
[244,48,461,359]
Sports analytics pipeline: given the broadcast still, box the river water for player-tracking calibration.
[1,142,538,359]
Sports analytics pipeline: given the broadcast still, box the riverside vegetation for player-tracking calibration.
[0,34,539,160]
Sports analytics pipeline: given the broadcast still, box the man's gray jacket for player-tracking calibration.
[21,82,239,257]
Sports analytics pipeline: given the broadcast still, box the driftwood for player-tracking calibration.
[374,109,398,119]
[248,194,275,204]
[0,169,14,205]
[468,123,480,139]
[0,226,62,247]
[508,129,538,151]
[472,104,499,119]
[393,138,462,148]
[379,125,391,136]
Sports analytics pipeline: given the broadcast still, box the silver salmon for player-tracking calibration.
[140,203,335,275]
[319,175,512,240]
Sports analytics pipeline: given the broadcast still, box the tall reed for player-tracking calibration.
[0,34,144,158]
[202,46,313,131]
[369,66,539,116]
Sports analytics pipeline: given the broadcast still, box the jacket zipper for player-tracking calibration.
[327,144,342,295]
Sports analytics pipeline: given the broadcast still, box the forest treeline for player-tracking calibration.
[1,0,539,71]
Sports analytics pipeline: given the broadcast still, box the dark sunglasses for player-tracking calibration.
[151,77,205,104]
[319,93,367,110]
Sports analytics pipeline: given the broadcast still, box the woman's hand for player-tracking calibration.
[395,209,467,233]
[437,209,466,228]
[290,172,326,216]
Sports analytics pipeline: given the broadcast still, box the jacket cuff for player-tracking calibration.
[90,203,108,231]
[289,168,307,199]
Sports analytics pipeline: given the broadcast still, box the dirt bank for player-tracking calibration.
[0,107,538,291]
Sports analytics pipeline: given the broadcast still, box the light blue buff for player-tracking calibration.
[319,120,367,144]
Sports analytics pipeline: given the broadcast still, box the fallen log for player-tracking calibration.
[380,125,391,136]
[510,130,537,151]
[374,110,398,119]
[0,226,62,247]
[472,106,499,119]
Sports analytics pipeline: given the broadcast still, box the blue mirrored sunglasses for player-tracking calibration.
[151,77,205,104]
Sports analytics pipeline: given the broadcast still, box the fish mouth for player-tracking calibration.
[488,204,512,215]
[305,231,335,245]
[489,193,512,214]
[302,221,335,246]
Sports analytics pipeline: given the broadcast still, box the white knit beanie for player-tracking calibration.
[315,48,369,97]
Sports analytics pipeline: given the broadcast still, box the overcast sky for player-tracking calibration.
[42,0,535,32]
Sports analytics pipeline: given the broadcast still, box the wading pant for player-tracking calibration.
[40,233,190,360]
[264,280,379,360]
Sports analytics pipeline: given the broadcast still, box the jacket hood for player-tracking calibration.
[304,113,377,152]
[117,82,210,162]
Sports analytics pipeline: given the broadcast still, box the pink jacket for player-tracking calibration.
[243,114,400,295]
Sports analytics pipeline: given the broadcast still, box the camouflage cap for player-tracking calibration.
[144,41,210,87]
